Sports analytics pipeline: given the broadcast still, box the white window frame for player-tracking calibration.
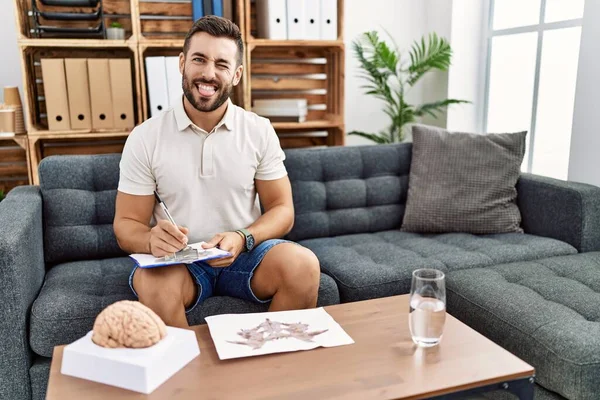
[482,0,583,173]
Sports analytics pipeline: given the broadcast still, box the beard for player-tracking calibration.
[182,69,233,112]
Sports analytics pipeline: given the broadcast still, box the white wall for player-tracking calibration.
[419,0,453,130]
[446,0,489,133]
[567,0,600,186]
[0,0,23,105]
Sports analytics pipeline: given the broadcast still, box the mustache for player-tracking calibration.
[193,78,221,88]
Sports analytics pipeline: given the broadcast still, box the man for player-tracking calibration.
[113,16,320,329]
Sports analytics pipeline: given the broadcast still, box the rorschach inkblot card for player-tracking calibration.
[205,307,354,360]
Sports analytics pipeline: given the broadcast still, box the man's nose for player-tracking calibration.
[201,61,216,80]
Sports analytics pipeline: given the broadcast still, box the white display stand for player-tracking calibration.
[61,326,200,394]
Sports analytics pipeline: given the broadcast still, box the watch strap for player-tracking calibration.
[235,229,252,251]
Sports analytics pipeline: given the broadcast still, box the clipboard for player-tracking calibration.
[129,242,231,269]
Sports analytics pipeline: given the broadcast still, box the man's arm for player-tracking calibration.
[114,191,188,256]
[249,175,295,244]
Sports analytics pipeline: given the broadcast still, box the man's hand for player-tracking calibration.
[149,220,189,257]
[202,231,245,267]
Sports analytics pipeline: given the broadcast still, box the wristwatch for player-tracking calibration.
[236,228,255,252]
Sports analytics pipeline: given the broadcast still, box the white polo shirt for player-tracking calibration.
[117,97,288,243]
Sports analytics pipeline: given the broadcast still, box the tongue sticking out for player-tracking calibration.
[197,84,216,97]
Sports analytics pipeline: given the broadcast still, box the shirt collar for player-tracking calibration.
[173,96,234,133]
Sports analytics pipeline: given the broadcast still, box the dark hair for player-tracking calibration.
[183,16,244,66]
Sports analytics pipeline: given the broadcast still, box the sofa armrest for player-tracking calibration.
[0,186,45,400]
[516,173,600,252]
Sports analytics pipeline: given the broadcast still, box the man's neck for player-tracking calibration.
[183,97,228,133]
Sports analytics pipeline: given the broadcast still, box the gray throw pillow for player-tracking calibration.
[400,125,527,234]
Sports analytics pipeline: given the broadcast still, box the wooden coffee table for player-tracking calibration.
[46,295,535,399]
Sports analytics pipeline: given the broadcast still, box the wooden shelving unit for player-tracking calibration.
[0,133,30,192]
[10,0,345,186]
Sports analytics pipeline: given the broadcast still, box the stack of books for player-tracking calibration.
[252,99,308,123]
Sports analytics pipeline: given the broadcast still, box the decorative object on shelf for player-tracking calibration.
[3,86,25,134]
[348,31,470,143]
[0,105,16,133]
[91,300,167,348]
[106,21,125,40]
[29,0,105,38]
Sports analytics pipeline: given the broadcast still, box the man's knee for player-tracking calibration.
[278,246,320,292]
[133,264,190,300]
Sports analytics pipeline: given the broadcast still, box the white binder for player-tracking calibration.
[286,0,306,39]
[256,0,288,40]
[165,56,183,108]
[320,0,337,40]
[145,56,169,117]
[304,0,321,40]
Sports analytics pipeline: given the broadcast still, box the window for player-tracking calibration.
[483,0,584,180]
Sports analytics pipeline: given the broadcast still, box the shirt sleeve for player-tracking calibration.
[255,122,288,181]
[117,128,156,195]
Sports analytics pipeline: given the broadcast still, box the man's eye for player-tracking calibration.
[193,58,204,63]
[217,64,228,69]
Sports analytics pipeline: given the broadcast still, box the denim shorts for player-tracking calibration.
[128,238,292,313]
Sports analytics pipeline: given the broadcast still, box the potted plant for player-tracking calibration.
[349,31,469,143]
[106,21,125,40]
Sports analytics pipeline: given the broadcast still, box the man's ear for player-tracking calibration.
[233,65,243,86]
[179,52,185,75]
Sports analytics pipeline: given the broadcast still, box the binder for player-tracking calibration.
[212,0,223,17]
[304,0,321,40]
[165,56,183,108]
[64,58,91,129]
[87,58,114,129]
[256,0,287,40]
[108,59,135,129]
[40,58,71,130]
[192,0,204,21]
[320,0,337,40]
[145,56,169,117]
[286,0,305,40]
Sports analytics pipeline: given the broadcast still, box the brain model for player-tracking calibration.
[92,300,167,348]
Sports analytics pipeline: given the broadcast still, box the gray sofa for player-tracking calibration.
[1,143,600,400]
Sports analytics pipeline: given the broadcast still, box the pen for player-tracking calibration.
[153,190,178,227]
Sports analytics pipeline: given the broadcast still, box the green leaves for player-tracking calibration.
[414,99,471,118]
[408,32,452,86]
[347,130,392,144]
[351,30,469,144]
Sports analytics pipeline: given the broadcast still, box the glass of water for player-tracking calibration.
[409,268,446,347]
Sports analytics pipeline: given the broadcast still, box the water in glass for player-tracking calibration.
[409,269,446,347]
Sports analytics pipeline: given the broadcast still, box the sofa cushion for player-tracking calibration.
[446,252,600,400]
[401,125,526,234]
[284,143,412,241]
[299,230,577,302]
[39,154,126,265]
[29,257,340,358]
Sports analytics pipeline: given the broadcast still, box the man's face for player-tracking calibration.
[180,32,243,112]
